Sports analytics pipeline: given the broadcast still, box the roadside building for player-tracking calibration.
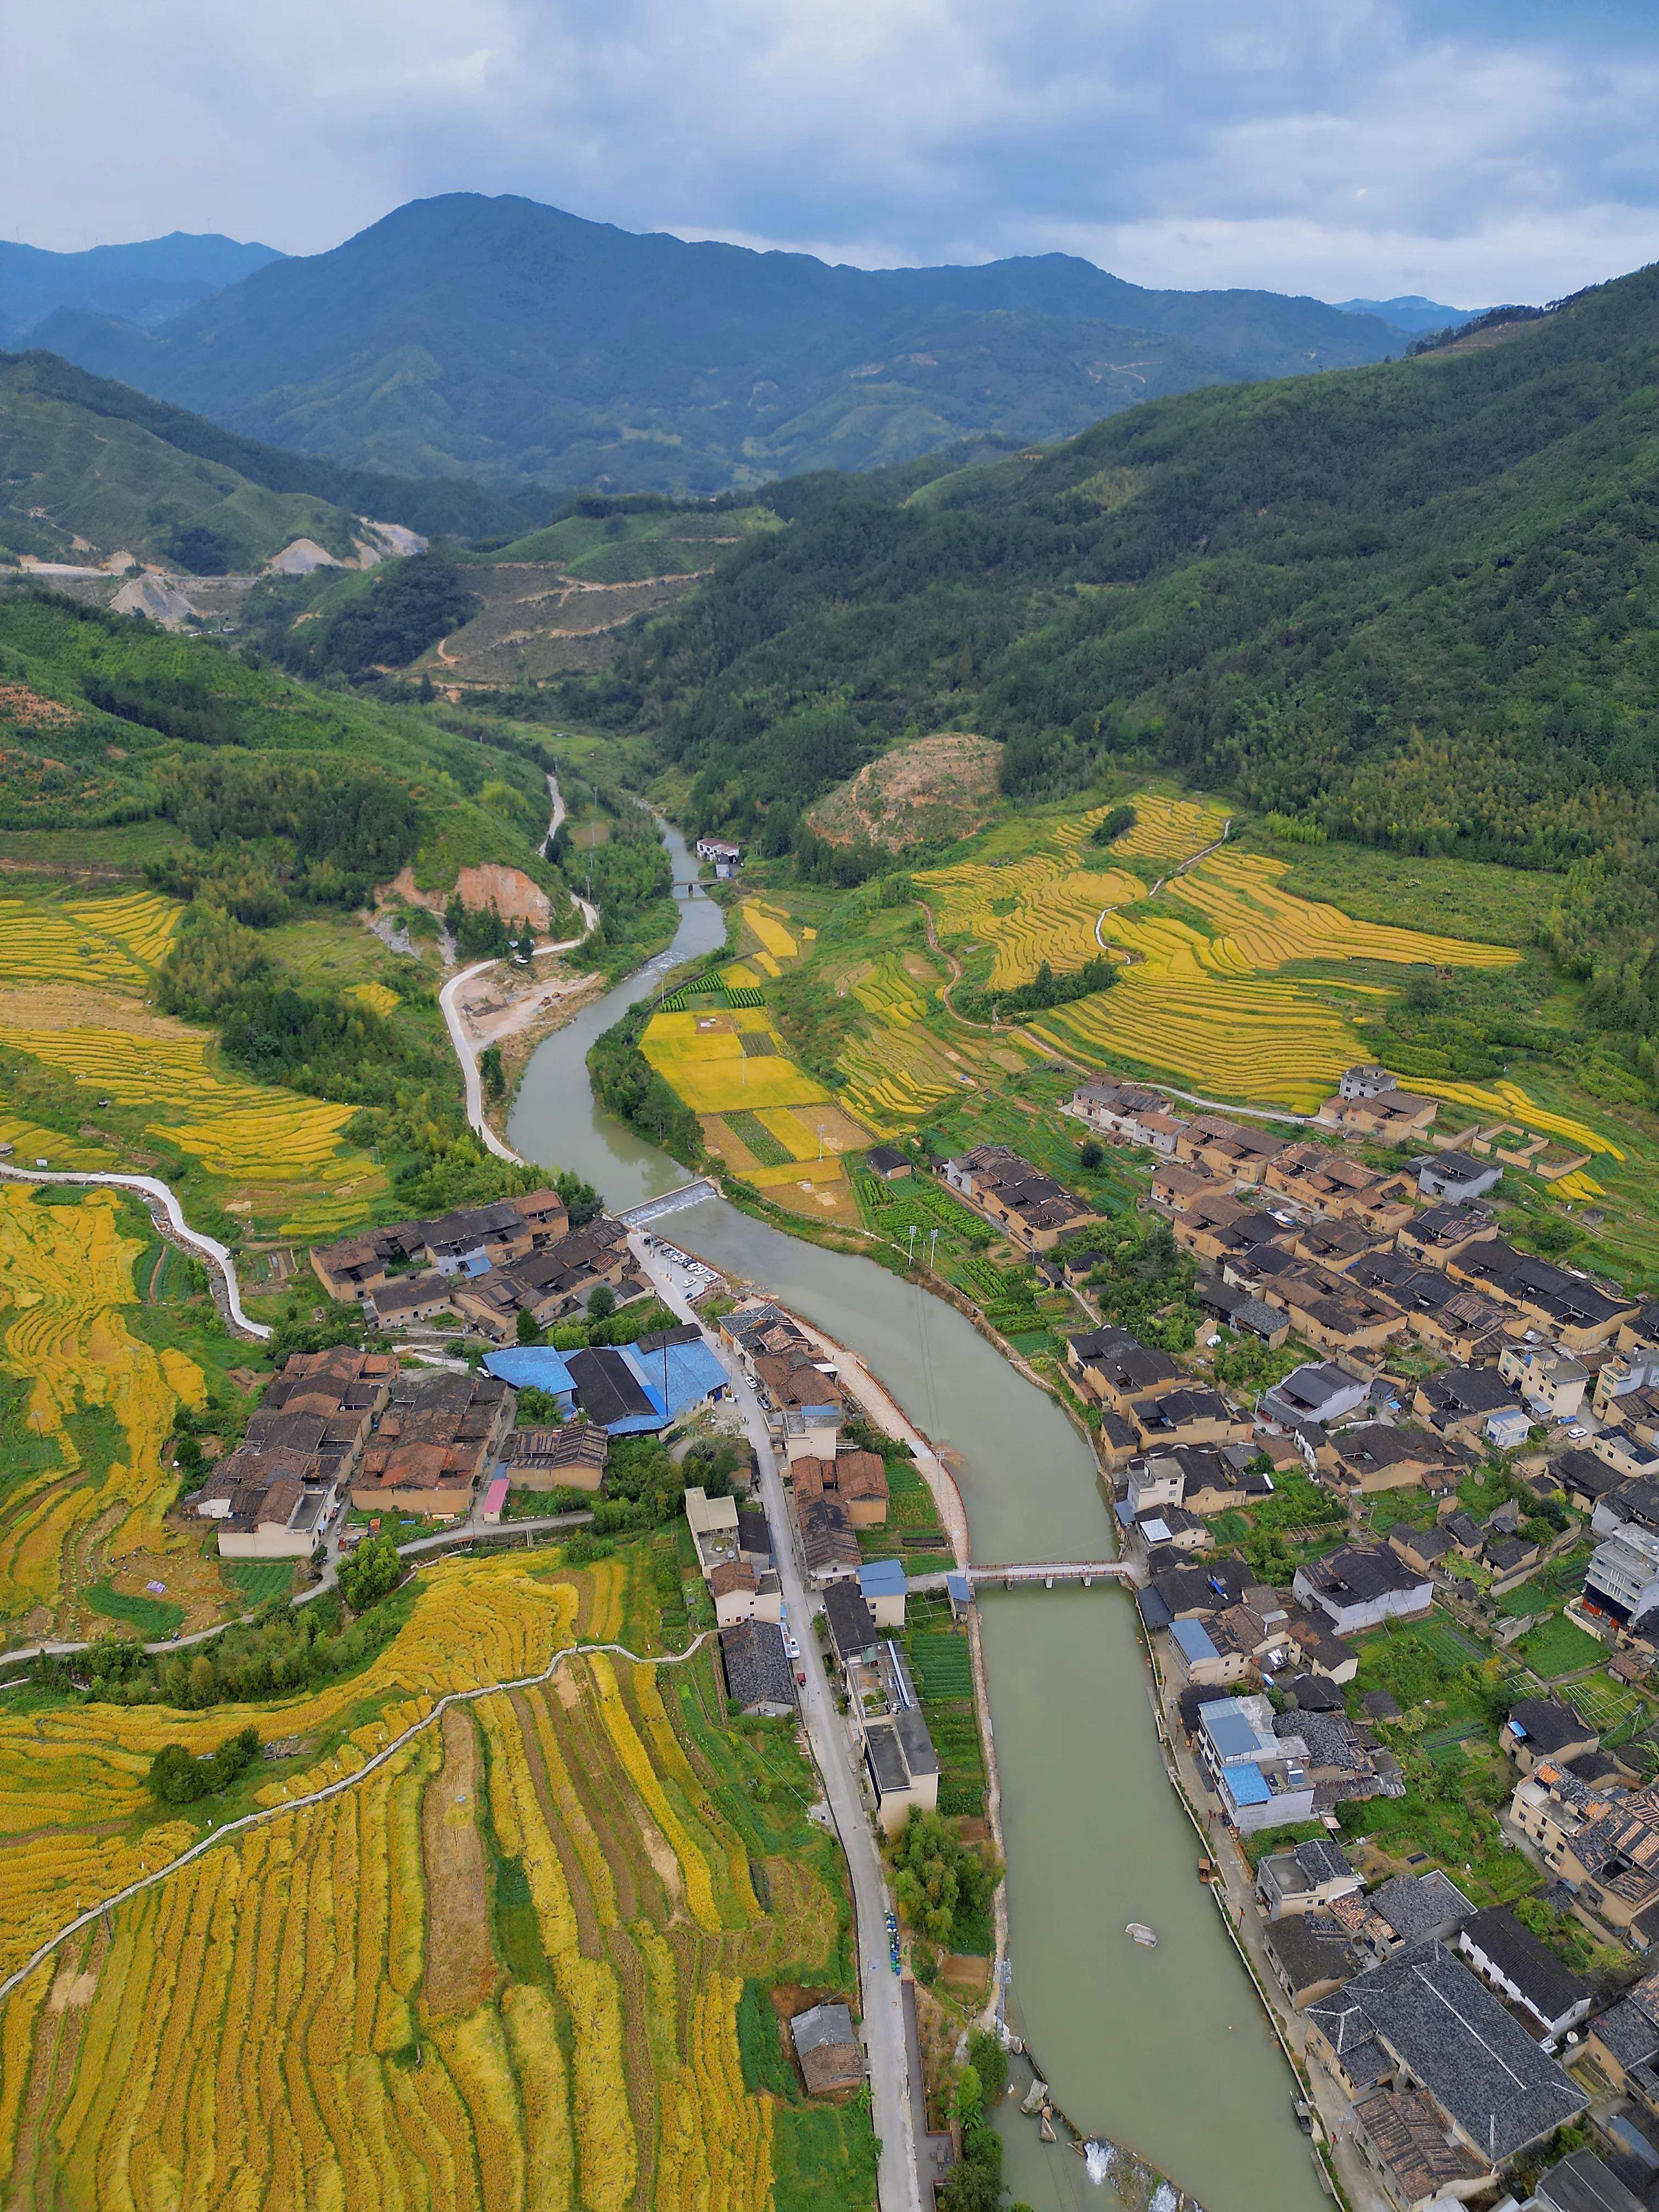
[1499,1344,1590,1421]
[862,1709,940,1834]
[800,1494,862,1584]
[789,2002,862,2095]
[857,1559,907,1630]
[1194,1694,1315,1835]
[1256,1837,1362,1920]
[1530,2151,1645,2212]
[1328,1424,1467,1498]
[1347,2086,1487,2211]
[720,1619,796,1717]
[1263,1914,1355,2010]
[823,1579,881,1667]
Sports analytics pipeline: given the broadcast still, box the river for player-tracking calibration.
[509,827,1327,2212]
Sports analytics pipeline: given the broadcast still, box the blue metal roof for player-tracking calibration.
[1200,1700,1265,1763]
[1171,1618,1220,1664]
[1221,1761,1272,1809]
[859,1560,907,1597]
[946,1572,974,1607]
[482,1348,577,1395]
[620,1337,729,1421]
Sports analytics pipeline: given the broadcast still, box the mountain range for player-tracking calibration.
[29,194,1457,496]
[0,232,284,345]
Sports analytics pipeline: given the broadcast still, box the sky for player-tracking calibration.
[8,0,1659,304]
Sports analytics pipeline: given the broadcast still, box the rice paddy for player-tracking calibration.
[0,1012,373,1184]
[0,1550,865,2210]
[0,890,180,991]
[916,806,1519,1111]
[0,1185,205,1633]
[640,1008,834,1117]
[741,903,798,961]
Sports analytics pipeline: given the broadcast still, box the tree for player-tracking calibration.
[337,1531,403,1614]
[516,1305,542,1346]
[1077,1138,1103,1169]
[588,1285,616,1322]
[967,2030,1007,2103]
[480,1044,505,1101]
[938,2160,1001,2212]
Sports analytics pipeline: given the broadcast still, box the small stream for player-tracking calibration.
[508,824,1327,2212]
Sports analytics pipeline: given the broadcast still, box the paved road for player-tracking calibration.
[0,1161,273,1339]
[629,1235,923,2212]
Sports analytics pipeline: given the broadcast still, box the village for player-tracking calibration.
[159,1040,1659,2212]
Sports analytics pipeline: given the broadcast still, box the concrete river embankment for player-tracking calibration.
[508,823,1327,2212]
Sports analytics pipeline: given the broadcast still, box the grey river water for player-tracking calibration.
[509,833,1327,2212]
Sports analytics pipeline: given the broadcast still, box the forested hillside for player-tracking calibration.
[0,351,546,561]
[569,263,1659,1076]
[40,193,1409,494]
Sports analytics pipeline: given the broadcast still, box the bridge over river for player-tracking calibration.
[909,1559,1136,1593]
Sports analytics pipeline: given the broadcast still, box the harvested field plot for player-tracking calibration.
[640,1007,840,1118]
[0,1550,868,2212]
[0,1186,205,1633]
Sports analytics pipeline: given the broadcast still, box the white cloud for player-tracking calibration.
[3,0,1657,303]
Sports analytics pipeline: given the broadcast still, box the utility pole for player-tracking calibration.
[929,1227,939,1272]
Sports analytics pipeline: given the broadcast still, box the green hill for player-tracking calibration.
[567,263,1659,1076]
[38,193,1410,495]
[0,351,548,569]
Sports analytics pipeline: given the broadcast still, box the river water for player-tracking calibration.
[509,831,1327,2212]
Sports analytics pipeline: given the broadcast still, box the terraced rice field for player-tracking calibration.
[833,952,967,1131]
[0,1016,369,1183]
[916,797,1519,1107]
[1054,792,1231,866]
[919,849,1144,987]
[1045,855,1514,1110]
[0,1552,855,2212]
[0,891,180,990]
[348,980,402,1017]
[0,1186,205,1633]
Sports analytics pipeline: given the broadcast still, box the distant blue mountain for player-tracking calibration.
[1334,295,1487,335]
[0,233,285,342]
[28,193,1417,495]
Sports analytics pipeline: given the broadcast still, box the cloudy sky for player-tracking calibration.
[9,0,1658,303]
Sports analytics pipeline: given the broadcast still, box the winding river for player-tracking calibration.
[509,829,1327,2212]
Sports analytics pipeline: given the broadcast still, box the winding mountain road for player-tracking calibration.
[0,1162,271,1339]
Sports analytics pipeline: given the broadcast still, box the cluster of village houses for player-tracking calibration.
[709,1299,945,1838]
[930,1071,1658,2210]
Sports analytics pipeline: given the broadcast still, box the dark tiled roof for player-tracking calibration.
[1509,1700,1592,1756]
[1265,1912,1353,1996]
[567,1346,656,1427]
[1460,1905,1589,2024]
[823,1579,879,1662]
[720,1620,795,1711]
[1370,1870,1474,1942]
[1590,1997,1659,2072]
[1308,1940,1585,2160]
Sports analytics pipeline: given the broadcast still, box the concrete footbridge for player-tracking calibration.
[910,1560,1135,1594]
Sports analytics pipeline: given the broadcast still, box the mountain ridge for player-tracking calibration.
[0,232,284,344]
[37,192,1415,496]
